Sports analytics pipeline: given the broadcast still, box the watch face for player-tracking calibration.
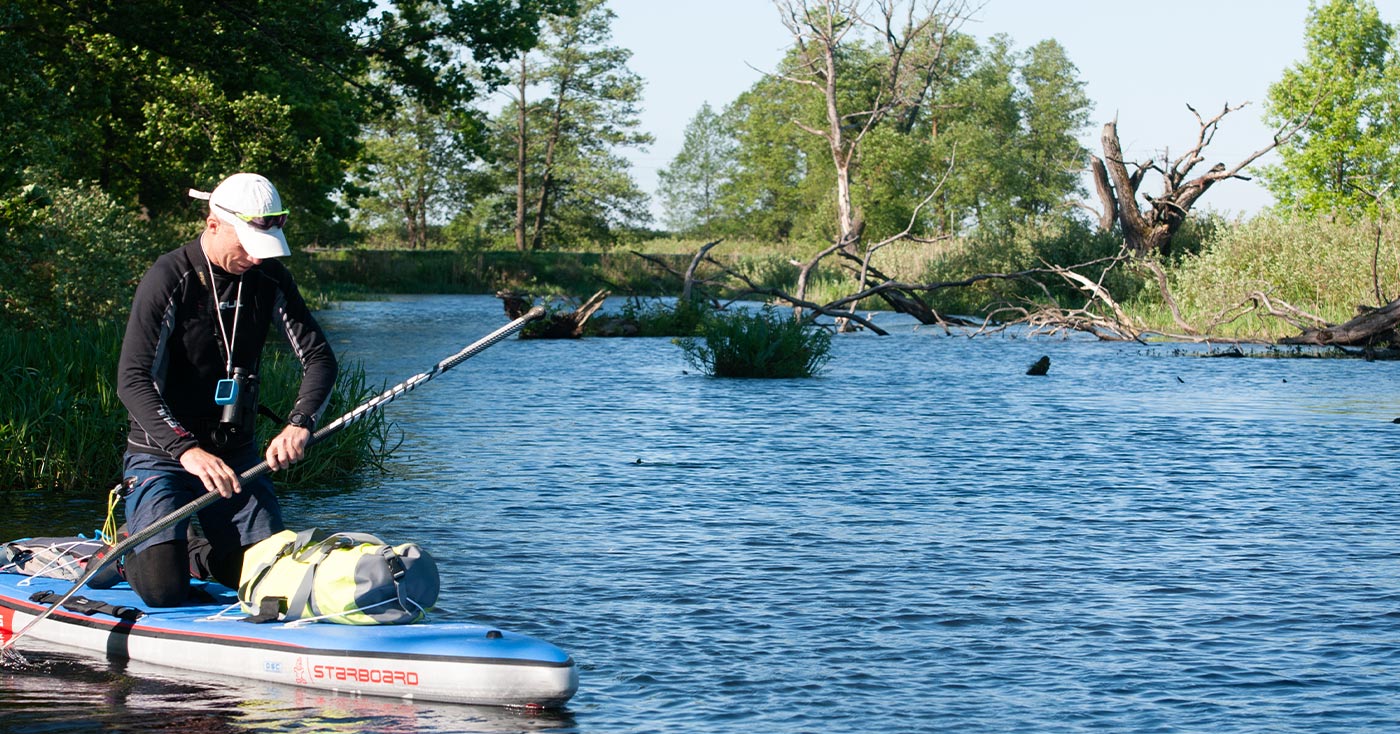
[289,412,309,427]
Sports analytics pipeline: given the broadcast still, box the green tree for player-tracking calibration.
[715,74,819,242]
[657,103,735,236]
[716,28,1091,245]
[926,35,1091,235]
[1015,39,1092,218]
[0,175,161,329]
[773,0,974,261]
[928,34,1023,232]
[0,0,574,235]
[1262,0,1400,215]
[495,0,652,250]
[352,97,483,249]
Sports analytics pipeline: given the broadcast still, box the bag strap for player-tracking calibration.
[282,533,382,622]
[238,528,319,604]
[379,546,418,613]
[291,532,384,562]
[240,597,284,624]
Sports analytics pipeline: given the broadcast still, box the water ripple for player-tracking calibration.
[7,295,1400,733]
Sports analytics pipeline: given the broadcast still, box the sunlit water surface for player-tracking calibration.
[4,294,1399,733]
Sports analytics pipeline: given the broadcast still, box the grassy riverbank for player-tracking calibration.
[308,214,1398,343]
[303,244,805,299]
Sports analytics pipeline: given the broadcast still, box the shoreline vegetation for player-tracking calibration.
[303,211,1397,347]
[0,321,395,493]
[3,195,1395,492]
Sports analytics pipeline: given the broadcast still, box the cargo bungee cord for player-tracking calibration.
[0,307,545,662]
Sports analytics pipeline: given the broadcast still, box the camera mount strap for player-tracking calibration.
[202,242,244,380]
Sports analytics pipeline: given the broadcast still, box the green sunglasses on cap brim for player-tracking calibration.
[215,202,289,231]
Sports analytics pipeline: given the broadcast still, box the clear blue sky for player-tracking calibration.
[607,0,1399,221]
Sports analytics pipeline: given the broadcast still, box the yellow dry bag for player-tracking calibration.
[238,529,439,625]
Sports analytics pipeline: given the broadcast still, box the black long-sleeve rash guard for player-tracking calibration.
[117,238,338,460]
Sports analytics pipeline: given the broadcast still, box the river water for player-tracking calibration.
[3,294,1399,733]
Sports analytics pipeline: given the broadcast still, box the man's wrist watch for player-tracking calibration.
[287,412,314,430]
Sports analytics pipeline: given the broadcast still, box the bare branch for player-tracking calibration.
[682,239,726,302]
[1140,258,1198,335]
[707,253,891,334]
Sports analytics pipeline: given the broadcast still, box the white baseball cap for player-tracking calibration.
[189,173,291,259]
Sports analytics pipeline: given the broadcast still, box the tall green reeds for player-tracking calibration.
[0,321,393,492]
[255,345,398,490]
[1160,213,1398,340]
[0,321,127,491]
[679,307,832,378]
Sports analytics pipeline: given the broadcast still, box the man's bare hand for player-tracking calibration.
[266,425,312,471]
[179,447,241,498]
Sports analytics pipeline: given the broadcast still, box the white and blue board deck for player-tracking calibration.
[0,572,577,708]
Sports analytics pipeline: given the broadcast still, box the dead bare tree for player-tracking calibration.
[1090,103,1310,258]
[772,0,973,305]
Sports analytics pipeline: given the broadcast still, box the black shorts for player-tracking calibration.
[122,446,284,556]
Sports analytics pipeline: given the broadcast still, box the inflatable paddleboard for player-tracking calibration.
[0,572,577,708]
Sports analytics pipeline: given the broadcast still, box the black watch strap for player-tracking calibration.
[287,411,314,430]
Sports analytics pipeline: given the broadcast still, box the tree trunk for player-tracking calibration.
[1088,155,1117,233]
[514,55,529,252]
[496,289,610,339]
[1281,300,1400,347]
[1096,121,1181,257]
[529,64,573,252]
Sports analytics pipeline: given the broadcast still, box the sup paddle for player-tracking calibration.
[0,306,545,655]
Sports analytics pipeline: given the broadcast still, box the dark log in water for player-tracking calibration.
[498,289,609,339]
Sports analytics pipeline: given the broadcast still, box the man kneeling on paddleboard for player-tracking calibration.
[115,172,337,607]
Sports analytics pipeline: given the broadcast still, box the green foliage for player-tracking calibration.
[0,321,127,491]
[350,98,486,249]
[0,0,573,237]
[928,34,1024,232]
[679,307,833,378]
[1165,212,1396,339]
[1262,0,1400,216]
[0,321,394,492]
[714,75,821,242]
[478,0,653,250]
[1014,39,1094,218]
[0,172,166,330]
[657,103,734,236]
[598,297,715,337]
[925,35,1092,235]
[706,30,1092,247]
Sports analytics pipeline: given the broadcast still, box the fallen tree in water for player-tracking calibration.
[1281,300,1400,348]
[497,289,609,339]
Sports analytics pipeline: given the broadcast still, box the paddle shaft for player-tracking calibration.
[0,306,544,652]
